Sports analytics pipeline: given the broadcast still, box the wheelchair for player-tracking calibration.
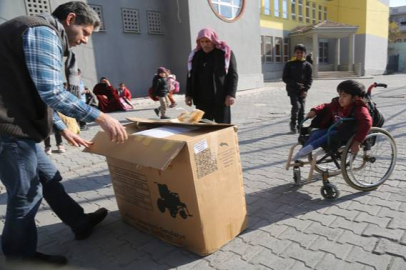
[155,183,193,219]
[285,83,397,200]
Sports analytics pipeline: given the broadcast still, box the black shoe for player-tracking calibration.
[75,208,108,240]
[80,125,89,131]
[154,108,159,117]
[289,122,297,134]
[160,116,171,119]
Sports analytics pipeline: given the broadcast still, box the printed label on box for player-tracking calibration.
[194,140,208,154]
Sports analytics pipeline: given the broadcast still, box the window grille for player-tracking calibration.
[24,0,50,16]
[122,8,140,33]
[89,4,106,31]
[147,11,163,34]
[291,0,296,20]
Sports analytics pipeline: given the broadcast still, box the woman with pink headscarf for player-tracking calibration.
[185,28,238,124]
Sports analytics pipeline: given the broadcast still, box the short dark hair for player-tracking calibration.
[294,44,306,53]
[337,80,366,97]
[52,1,101,31]
[100,77,107,82]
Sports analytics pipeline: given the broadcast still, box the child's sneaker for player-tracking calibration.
[293,145,314,160]
[44,147,52,155]
[169,102,177,108]
[154,108,159,117]
[56,145,66,154]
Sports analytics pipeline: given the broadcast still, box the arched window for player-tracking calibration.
[208,0,245,22]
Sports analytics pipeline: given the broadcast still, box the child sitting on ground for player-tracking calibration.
[293,80,372,160]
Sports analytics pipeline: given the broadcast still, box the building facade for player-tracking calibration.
[260,0,389,80]
[0,0,263,97]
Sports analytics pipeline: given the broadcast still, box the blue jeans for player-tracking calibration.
[304,129,338,150]
[0,135,88,259]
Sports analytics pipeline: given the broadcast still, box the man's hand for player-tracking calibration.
[185,96,193,106]
[225,95,235,106]
[306,111,316,118]
[95,113,128,143]
[351,141,361,154]
[60,129,93,148]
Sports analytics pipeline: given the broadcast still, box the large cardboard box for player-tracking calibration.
[85,118,247,256]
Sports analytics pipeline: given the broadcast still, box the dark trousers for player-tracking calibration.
[0,136,88,258]
[196,103,231,124]
[289,94,306,127]
[44,132,63,148]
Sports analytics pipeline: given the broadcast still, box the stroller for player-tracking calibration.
[286,82,397,200]
[155,183,193,219]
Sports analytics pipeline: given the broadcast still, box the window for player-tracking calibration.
[24,0,51,16]
[305,1,310,23]
[275,37,283,62]
[324,6,327,20]
[147,11,163,34]
[264,0,271,15]
[283,38,290,62]
[122,8,140,33]
[209,0,245,21]
[261,36,273,63]
[312,3,316,24]
[298,0,303,22]
[318,5,322,22]
[274,0,280,17]
[291,0,296,20]
[319,41,328,63]
[89,4,106,31]
[282,0,288,19]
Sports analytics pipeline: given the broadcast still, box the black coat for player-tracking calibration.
[186,48,238,106]
[152,75,168,97]
[282,60,313,96]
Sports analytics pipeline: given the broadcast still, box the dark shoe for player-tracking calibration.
[160,116,171,119]
[80,125,89,131]
[154,108,160,117]
[75,208,108,240]
[289,122,297,134]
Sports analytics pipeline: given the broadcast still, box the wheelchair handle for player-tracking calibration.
[374,83,387,88]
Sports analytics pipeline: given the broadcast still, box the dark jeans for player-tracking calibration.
[196,103,231,124]
[0,135,88,259]
[289,94,306,127]
[44,133,63,148]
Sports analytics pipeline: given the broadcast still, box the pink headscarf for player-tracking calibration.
[187,28,231,75]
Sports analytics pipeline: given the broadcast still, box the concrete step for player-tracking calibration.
[316,71,359,80]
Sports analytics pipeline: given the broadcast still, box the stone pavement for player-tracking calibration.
[1,75,406,270]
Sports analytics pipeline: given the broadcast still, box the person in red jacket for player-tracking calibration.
[93,77,123,113]
[293,80,372,160]
[117,83,132,100]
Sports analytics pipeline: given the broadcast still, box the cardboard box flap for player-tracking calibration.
[84,131,186,170]
[126,117,233,128]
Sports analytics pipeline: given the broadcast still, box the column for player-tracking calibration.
[348,34,354,72]
[334,38,340,71]
[312,33,318,78]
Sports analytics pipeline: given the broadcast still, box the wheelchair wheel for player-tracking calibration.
[341,128,397,191]
[179,210,187,219]
[157,199,166,213]
[320,183,340,200]
[170,209,177,218]
[308,151,342,176]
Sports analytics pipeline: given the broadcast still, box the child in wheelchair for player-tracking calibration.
[293,80,372,161]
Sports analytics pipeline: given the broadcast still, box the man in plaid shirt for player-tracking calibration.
[0,1,128,266]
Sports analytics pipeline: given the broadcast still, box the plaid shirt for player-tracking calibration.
[23,26,100,131]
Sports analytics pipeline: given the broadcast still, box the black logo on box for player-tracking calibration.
[155,183,193,219]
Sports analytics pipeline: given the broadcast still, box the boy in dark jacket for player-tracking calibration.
[283,44,313,133]
[293,80,372,160]
[152,67,170,119]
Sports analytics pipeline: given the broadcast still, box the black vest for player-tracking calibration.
[0,16,60,142]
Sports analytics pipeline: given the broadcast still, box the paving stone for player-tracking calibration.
[298,212,336,227]
[304,222,343,241]
[347,201,382,216]
[346,246,392,270]
[354,212,391,228]
[323,206,360,220]
[278,227,318,249]
[280,243,325,268]
[309,236,352,260]
[313,253,364,270]
[374,238,406,260]
[362,224,404,241]
[329,216,368,234]
[368,197,401,211]
[388,257,406,270]
[337,230,378,252]
[248,248,296,269]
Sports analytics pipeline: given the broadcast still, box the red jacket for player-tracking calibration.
[311,98,372,142]
[118,87,132,100]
